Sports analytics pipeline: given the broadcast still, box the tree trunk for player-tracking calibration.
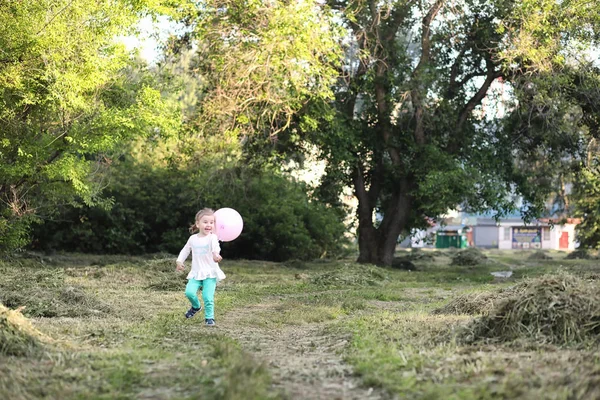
[356,214,378,264]
[356,179,412,266]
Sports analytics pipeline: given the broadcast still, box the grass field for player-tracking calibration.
[1,249,599,399]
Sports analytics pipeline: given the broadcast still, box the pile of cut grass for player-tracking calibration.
[401,248,436,261]
[146,274,188,291]
[566,249,598,260]
[391,258,417,271]
[528,250,552,260]
[450,248,488,266]
[431,287,526,316]
[0,303,52,356]
[310,263,387,287]
[0,265,110,318]
[460,273,600,345]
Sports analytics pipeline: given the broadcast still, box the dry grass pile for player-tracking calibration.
[460,273,600,345]
[144,257,177,273]
[566,249,598,260]
[405,249,436,261]
[391,258,417,271]
[0,303,52,356]
[143,257,190,291]
[432,286,527,316]
[0,267,110,318]
[528,250,552,260]
[146,274,188,291]
[450,247,488,266]
[311,264,387,287]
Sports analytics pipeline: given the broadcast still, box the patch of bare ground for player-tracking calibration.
[218,301,391,400]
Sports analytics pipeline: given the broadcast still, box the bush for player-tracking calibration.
[0,214,34,255]
[30,161,348,262]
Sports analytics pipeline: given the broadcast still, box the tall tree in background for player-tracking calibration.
[0,0,182,252]
[305,0,600,265]
[183,0,344,161]
[169,0,600,265]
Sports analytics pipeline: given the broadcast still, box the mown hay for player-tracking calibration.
[450,248,488,266]
[566,249,598,260]
[0,267,111,318]
[310,264,387,287]
[283,259,308,269]
[460,273,600,345]
[528,250,552,260]
[405,248,436,261]
[146,274,188,291]
[391,258,417,271]
[0,303,51,356]
[144,257,177,273]
[432,287,526,316]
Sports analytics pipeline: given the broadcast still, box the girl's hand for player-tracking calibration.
[175,262,185,272]
[213,253,222,262]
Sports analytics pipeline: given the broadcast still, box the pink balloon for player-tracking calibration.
[215,208,243,242]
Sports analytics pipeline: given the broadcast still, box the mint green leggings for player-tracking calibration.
[185,278,217,319]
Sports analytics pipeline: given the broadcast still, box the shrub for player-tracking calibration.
[30,162,348,262]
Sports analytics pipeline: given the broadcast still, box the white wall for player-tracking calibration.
[498,223,578,251]
[498,224,512,250]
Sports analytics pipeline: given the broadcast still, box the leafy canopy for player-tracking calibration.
[0,0,182,252]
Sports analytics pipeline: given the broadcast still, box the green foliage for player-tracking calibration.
[31,158,348,261]
[575,166,600,249]
[186,0,344,139]
[294,0,600,264]
[0,0,182,254]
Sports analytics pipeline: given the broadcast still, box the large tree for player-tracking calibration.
[305,0,600,265]
[173,0,600,265]
[0,0,182,252]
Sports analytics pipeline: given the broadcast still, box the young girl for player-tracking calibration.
[176,208,226,326]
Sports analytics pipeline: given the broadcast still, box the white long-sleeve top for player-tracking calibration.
[177,233,226,282]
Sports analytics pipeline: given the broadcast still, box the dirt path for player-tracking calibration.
[218,301,390,400]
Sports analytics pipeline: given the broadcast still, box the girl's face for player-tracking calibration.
[196,215,215,236]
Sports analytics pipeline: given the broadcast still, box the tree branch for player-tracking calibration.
[411,0,445,145]
[456,59,502,131]
[353,163,374,217]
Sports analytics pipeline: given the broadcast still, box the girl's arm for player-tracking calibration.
[211,234,222,262]
[176,237,192,271]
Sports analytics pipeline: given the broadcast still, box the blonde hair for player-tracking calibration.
[189,208,216,233]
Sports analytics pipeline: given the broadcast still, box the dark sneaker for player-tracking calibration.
[185,306,201,319]
[205,318,216,326]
